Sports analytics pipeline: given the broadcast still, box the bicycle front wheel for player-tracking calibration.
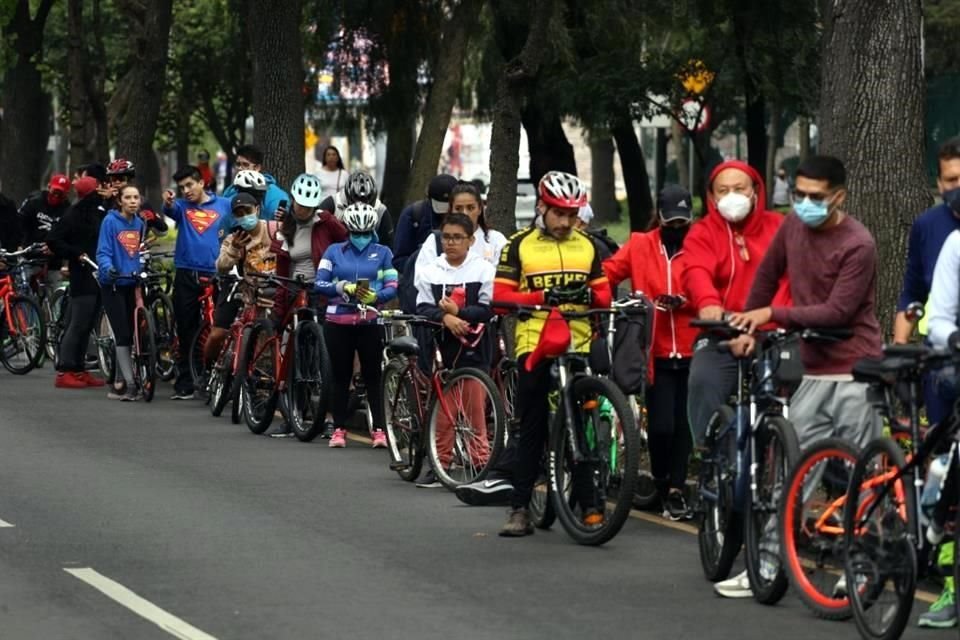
[287,321,333,442]
[241,320,279,434]
[383,360,423,482]
[744,415,799,605]
[0,295,46,374]
[149,291,177,382]
[843,437,916,640]
[94,308,115,382]
[697,404,743,581]
[46,287,69,365]
[209,335,235,418]
[135,307,157,402]
[548,375,639,546]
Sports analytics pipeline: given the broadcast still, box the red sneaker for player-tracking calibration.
[79,372,105,387]
[55,372,88,389]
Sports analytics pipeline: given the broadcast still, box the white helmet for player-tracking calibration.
[290,173,322,208]
[342,203,379,233]
[233,169,267,192]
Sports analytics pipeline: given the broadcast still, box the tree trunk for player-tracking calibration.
[520,103,577,185]
[485,0,557,233]
[671,119,689,191]
[67,0,86,174]
[88,0,109,163]
[112,0,174,202]
[798,116,811,161]
[403,0,483,207]
[765,105,781,207]
[819,0,931,335]
[381,116,416,221]
[612,120,654,232]
[248,0,304,192]
[590,134,619,223]
[744,93,767,180]
[0,0,56,202]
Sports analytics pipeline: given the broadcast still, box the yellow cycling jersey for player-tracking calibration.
[495,227,607,357]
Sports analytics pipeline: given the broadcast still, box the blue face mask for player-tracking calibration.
[236,213,259,231]
[350,232,373,251]
[793,197,830,228]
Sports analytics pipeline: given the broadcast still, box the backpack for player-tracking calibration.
[397,230,442,313]
[609,304,654,395]
[409,200,432,230]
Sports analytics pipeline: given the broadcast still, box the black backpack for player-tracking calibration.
[397,230,443,313]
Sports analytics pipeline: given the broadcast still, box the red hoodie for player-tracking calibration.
[682,160,791,313]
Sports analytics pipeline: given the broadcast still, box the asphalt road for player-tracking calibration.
[0,369,941,639]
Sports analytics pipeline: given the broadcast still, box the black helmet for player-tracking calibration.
[344,171,377,205]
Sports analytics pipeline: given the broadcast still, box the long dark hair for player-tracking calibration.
[448,181,489,240]
[322,145,344,170]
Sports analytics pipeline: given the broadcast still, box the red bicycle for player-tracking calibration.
[0,244,48,374]
[188,273,222,393]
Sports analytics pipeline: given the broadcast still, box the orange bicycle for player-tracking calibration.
[0,244,48,374]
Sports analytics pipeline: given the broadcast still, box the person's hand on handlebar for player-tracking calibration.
[443,313,470,337]
[729,334,756,358]
[728,307,772,334]
[655,294,686,311]
[108,267,120,280]
[698,305,724,321]
[544,283,591,306]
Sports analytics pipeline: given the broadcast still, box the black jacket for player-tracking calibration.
[47,194,106,296]
[0,193,20,251]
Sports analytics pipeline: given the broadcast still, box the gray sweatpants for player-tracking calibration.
[789,377,882,451]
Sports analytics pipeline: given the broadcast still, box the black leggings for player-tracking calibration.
[58,292,101,372]
[101,285,136,347]
[324,322,383,428]
[644,360,692,493]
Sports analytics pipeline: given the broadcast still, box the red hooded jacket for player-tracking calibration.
[682,161,791,313]
[603,228,698,364]
[272,210,348,318]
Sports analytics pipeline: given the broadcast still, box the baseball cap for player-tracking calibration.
[48,174,70,194]
[658,184,693,222]
[428,174,458,214]
[577,203,594,225]
[231,192,259,211]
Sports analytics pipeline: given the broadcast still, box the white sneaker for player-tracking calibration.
[714,570,753,598]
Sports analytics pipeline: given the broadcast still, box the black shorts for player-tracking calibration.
[213,285,242,329]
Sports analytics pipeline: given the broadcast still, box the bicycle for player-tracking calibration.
[379,310,506,491]
[140,246,177,382]
[0,244,48,374]
[203,275,248,423]
[9,252,59,364]
[187,273,222,394]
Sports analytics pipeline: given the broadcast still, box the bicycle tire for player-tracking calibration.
[779,437,858,620]
[383,362,423,482]
[288,321,332,442]
[135,307,157,402]
[549,375,639,546]
[148,291,177,382]
[744,415,800,605]
[46,287,68,365]
[188,321,211,387]
[426,367,505,491]
[241,320,279,434]
[209,334,235,418]
[843,437,916,640]
[0,295,46,374]
[95,308,115,382]
[697,404,743,581]
[529,465,557,530]
[629,396,659,510]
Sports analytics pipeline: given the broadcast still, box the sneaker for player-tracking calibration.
[321,421,336,439]
[170,390,195,400]
[106,384,127,400]
[714,570,753,598]
[267,422,295,438]
[329,428,347,448]
[416,469,443,489]
[918,588,957,628]
[455,477,514,506]
[499,507,534,537]
[55,372,87,389]
[371,429,388,449]
[664,490,692,521]
[79,372,105,387]
[121,390,143,402]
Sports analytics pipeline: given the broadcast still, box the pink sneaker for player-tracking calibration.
[372,429,388,449]
[328,428,347,448]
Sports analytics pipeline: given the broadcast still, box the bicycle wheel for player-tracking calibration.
[94,308,115,382]
[630,396,659,510]
[287,321,333,442]
[383,361,423,482]
[697,404,743,581]
[549,375,639,546]
[779,437,858,620]
[134,307,157,402]
[0,295,46,374]
[241,320,279,434]
[46,287,69,365]
[189,321,211,386]
[843,437,916,640]
[529,466,557,529]
[427,368,505,491]
[149,291,177,382]
[744,416,800,604]
[209,334,235,418]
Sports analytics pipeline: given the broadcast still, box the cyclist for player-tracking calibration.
[315,202,398,449]
[412,212,496,488]
[720,155,883,599]
[413,181,507,268]
[225,144,290,220]
[602,184,697,520]
[48,176,107,389]
[219,170,269,237]
[19,173,71,288]
[493,170,612,537]
[332,171,395,248]
[162,165,233,400]
[392,173,458,272]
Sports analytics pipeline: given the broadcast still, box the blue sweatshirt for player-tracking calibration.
[897,203,960,312]
[392,199,444,272]
[96,210,144,286]
[315,240,398,324]
[162,193,233,272]
[222,173,290,221]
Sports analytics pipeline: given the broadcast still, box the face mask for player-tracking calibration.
[47,191,67,207]
[716,193,753,223]
[350,233,373,251]
[793,198,831,228]
[236,214,259,231]
[943,187,960,215]
[660,225,689,246]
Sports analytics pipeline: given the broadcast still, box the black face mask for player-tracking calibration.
[944,187,960,216]
[660,225,689,247]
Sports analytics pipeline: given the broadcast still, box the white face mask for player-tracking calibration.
[716,192,753,223]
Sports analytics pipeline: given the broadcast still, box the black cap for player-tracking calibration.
[428,174,458,214]
[231,192,259,210]
[658,184,693,222]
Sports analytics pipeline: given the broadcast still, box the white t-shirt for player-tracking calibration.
[415,226,508,272]
[928,229,960,347]
[318,167,345,199]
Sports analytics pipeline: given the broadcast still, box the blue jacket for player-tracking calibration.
[162,193,233,273]
[392,199,444,272]
[223,173,290,221]
[315,240,398,324]
[96,210,144,286]
[897,203,960,311]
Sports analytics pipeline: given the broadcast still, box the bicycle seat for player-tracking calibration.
[386,336,420,357]
[851,356,918,385]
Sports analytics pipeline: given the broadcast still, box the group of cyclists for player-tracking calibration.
[5,134,960,637]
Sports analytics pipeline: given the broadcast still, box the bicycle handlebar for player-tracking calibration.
[0,243,47,259]
[492,300,619,319]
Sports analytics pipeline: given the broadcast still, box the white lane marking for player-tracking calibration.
[0,517,14,528]
[64,568,218,640]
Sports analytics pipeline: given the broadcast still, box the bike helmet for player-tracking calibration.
[344,171,377,205]
[290,173,323,208]
[233,169,267,192]
[341,202,379,233]
[107,158,136,178]
[538,171,587,209]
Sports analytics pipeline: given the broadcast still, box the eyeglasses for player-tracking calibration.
[791,189,832,205]
[441,234,469,244]
[734,233,749,262]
